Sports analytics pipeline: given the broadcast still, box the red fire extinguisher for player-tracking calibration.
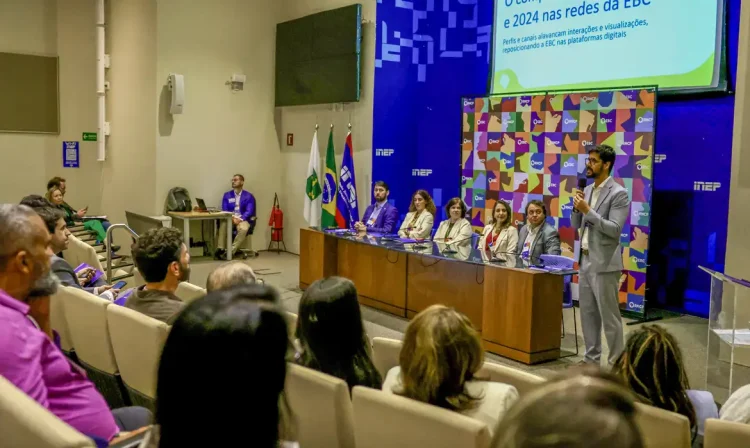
[268,193,284,242]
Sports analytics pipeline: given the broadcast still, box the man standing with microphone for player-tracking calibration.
[572,144,630,366]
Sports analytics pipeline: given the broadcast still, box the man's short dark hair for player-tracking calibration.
[589,144,616,174]
[20,195,52,209]
[525,200,547,218]
[233,174,245,182]
[47,176,66,191]
[373,181,389,192]
[34,207,65,234]
[133,227,185,283]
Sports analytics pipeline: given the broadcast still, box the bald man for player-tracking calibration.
[206,261,258,292]
[0,204,150,442]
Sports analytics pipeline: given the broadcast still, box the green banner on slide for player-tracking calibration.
[82,132,97,142]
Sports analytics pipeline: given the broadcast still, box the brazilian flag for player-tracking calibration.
[321,129,338,229]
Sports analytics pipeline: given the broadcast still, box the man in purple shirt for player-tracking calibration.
[354,181,399,234]
[216,173,256,259]
[0,204,150,442]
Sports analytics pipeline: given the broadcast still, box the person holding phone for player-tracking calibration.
[46,177,116,250]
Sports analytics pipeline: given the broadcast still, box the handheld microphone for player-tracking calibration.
[573,178,587,213]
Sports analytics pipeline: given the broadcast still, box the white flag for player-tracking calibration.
[304,131,322,227]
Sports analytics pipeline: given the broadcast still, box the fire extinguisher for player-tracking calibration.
[268,193,284,242]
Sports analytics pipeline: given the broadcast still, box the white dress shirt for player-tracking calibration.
[233,191,242,217]
[521,222,542,257]
[581,176,612,251]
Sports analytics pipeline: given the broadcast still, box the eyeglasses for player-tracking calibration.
[585,157,601,165]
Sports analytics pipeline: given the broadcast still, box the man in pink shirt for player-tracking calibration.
[0,204,150,441]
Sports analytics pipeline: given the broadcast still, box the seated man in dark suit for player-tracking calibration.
[516,200,561,264]
[20,200,116,298]
[354,181,399,234]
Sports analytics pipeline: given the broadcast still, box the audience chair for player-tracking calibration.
[174,282,207,304]
[352,386,491,448]
[704,418,750,448]
[372,337,403,378]
[477,362,545,397]
[61,286,127,408]
[0,375,96,448]
[107,305,169,412]
[50,290,75,357]
[634,402,692,448]
[286,311,298,339]
[285,363,356,448]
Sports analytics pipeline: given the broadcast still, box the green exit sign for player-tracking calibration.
[82,132,97,141]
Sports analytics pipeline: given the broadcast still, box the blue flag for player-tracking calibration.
[335,132,359,228]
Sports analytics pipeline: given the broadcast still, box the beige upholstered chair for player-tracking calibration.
[60,286,125,408]
[634,402,692,448]
[174,282,206,304]
[286,311,298,338]
[50,290,74,355]
[352,386,491,448]
[107,305,169,411]
[0,375,96,448]
[372,337,403,377]
[285,363,355,448]
[704,418,750,448]
[477,362,545,396]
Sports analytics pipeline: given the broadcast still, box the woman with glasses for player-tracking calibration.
[516,200,561,264]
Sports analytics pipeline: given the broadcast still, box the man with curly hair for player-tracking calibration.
[126,227,191,323]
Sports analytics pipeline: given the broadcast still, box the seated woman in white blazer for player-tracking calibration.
[398,189,435,239]
[477,200,519,258]
[434,197,473,242]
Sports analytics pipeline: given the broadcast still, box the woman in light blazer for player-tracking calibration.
[478,200,518,257]
[434,197,473,242]
[398,189,436,239]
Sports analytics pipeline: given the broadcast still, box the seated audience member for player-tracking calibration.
[478,200,519,258]
[46,186,108,244]
[126,227,190,323]
[215,174,256,260]
[516,200,561,262]
[398,189,436,239]
[206,261,258,292]
[28,204,117,298]
[47,176,114,242]
[0,204,150,442]
[295,277,382,391]
[434,197,473,242]
[720,383,750,424]
[383,304,519,433]
[612,325,718,438]
[355,181,399,234]
[141,286,291,448]
[491,375,643,448]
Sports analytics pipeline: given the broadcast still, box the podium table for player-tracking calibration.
[299,228,574,364]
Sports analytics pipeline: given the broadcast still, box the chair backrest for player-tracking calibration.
[0,375,96,448]
[286,311,298,339]
[106,305,169,400]
[174,282,206,304]
[704,418,750,448]
[634,403,692,448]
[285,363,356,448]
[477,362,545,397]
[50,290,74,353]
[61,235,82,267]
[372,337,402,378]
[67,236,105,273]
[60,287,118,374]
[352,386,491,448]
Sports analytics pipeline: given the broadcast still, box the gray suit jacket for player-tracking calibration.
[571,178,630,273]
[516,222,561,263]
[51,255,107,294]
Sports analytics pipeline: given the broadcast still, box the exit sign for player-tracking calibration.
[82,132,97,141]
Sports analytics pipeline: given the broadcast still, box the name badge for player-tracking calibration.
[228,198,236,203]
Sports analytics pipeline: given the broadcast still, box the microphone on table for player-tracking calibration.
[436,235,474,254]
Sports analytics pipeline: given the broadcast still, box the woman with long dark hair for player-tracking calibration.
[144,285,290,447]
[397,189,436,239]
[295,277,382,391]
[478,200,518,257]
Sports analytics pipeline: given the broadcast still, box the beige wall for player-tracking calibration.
[155,0,283,249]
[277,0,375,254]
[0,0,56,203]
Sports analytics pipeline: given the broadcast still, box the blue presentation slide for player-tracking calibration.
[492,0,723,94]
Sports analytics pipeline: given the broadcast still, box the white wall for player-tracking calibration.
[277,0,376,254]
[0,0,57,203]
[155,0,283,249]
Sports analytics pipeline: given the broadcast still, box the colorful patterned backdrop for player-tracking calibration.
[460,88,656,313]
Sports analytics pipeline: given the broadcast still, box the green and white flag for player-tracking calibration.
[304,131,322,227]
